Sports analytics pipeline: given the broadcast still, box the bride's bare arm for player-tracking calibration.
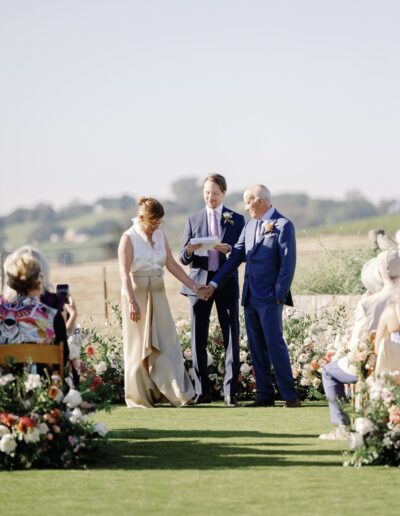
[118,234,141,322]
[164,235,197,292]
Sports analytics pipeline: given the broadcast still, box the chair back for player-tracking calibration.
[0,343,64,380]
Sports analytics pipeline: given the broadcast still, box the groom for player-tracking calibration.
[202,184,300,407]
[180,174,245,406]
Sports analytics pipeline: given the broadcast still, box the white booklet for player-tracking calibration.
[189,236,220,255]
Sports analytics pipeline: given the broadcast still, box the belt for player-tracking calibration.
[130,269,164,278]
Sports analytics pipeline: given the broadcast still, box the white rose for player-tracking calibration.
[207,351,214,366]
[94,422,108,437]
[95,361,107,376]
[240,363,251,376]
[23,428,41,444]
[347,432,364,449]
[355,417,375,436]
[0,425,11,438]
[38,423,50,435]
[312,377,321,389]
[63,389,83,408]
[69,408,83,424]
[24,373,42,391]
[240,351,248,362]
[0,434,17,454]
[0,373,15,386]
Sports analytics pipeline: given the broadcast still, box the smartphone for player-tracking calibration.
[56,284,70,304]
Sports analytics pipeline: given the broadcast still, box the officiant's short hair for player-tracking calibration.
[203,173,227,193]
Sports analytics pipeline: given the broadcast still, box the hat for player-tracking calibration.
[376,250,400,284]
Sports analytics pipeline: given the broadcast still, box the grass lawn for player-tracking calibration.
[1,402,398,515]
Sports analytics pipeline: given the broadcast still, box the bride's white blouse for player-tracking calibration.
[124,217,166,272]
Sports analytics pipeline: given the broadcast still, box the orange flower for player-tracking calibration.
[90,375,103,391]
[86,345,94,356]
[310,359,320,371]
[17,416,37,433]
[0,412,18,427]
[48,385,62,400]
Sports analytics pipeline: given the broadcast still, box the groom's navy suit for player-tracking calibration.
[180,206,245,397]
[211,208,298,401]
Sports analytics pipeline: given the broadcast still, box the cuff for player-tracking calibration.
[210,281,218,289]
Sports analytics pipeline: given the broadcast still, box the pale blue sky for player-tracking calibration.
[0,0,399,215]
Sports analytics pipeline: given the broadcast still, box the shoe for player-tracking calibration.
[246,398,275,407]
[319,425,349,441]
[224,395,239,407]
[192,394,212,405]
[284,399,301,408]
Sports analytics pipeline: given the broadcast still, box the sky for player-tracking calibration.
[0,0,399,215]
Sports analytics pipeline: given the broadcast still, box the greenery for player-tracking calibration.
[0,177,398,263]
[0,362,108,470]
[345,374,400,467]
[292,248,377,295]
[1,404,399,515]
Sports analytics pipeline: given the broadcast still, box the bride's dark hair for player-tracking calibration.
[137,197,165,222]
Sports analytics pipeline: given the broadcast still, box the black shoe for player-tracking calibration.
[224,395,239,407]
[246,398,275,407]
[192,394,212,405]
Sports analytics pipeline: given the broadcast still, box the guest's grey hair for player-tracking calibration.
[245,184,272,204]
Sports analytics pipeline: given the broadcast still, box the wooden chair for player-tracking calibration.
[0,343,64,380]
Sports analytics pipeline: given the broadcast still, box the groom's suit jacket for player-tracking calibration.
[179,206,245,299]
[212,208,296,306]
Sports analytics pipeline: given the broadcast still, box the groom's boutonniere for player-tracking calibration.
[222,211,234,225]
[263,222,276,235]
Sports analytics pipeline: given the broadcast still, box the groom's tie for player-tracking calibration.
[255,219,263,243]
[208,210,219,271]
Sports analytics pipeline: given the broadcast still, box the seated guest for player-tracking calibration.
[0,248,68,362]
[3,245,78,336]
[319,250,400,440]
[374,294,400,378]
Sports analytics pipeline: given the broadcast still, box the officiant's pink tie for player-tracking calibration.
[209,210,219,271]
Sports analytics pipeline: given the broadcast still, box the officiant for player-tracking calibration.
[180,174,245,406]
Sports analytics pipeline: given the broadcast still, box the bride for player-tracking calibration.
[118,197,199,408]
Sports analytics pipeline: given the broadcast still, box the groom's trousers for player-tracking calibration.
[189,274,240,398]
[244,294,298,401]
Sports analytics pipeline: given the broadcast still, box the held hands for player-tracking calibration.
[129,299,141,322]
[198,284,215,301]
[191,283,215,301]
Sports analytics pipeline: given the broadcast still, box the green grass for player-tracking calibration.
[1,402,398,515]
[299,212,400,237]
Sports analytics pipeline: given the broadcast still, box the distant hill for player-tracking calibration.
[0,178,398,263]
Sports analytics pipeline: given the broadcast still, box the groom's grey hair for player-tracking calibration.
[247,184,272,204]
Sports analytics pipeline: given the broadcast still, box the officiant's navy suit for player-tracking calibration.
[180,206,245,397]
[211,208,298,401]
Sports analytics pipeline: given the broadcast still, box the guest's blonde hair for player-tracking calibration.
[2,246,51,300]
[4,248,42,295]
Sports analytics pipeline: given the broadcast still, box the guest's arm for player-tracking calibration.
[118,234,141,322]
[375,305,393,354]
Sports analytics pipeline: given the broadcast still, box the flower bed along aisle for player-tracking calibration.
[0,361,109,470]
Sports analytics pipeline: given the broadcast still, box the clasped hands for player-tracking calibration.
[192,283,215,301]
